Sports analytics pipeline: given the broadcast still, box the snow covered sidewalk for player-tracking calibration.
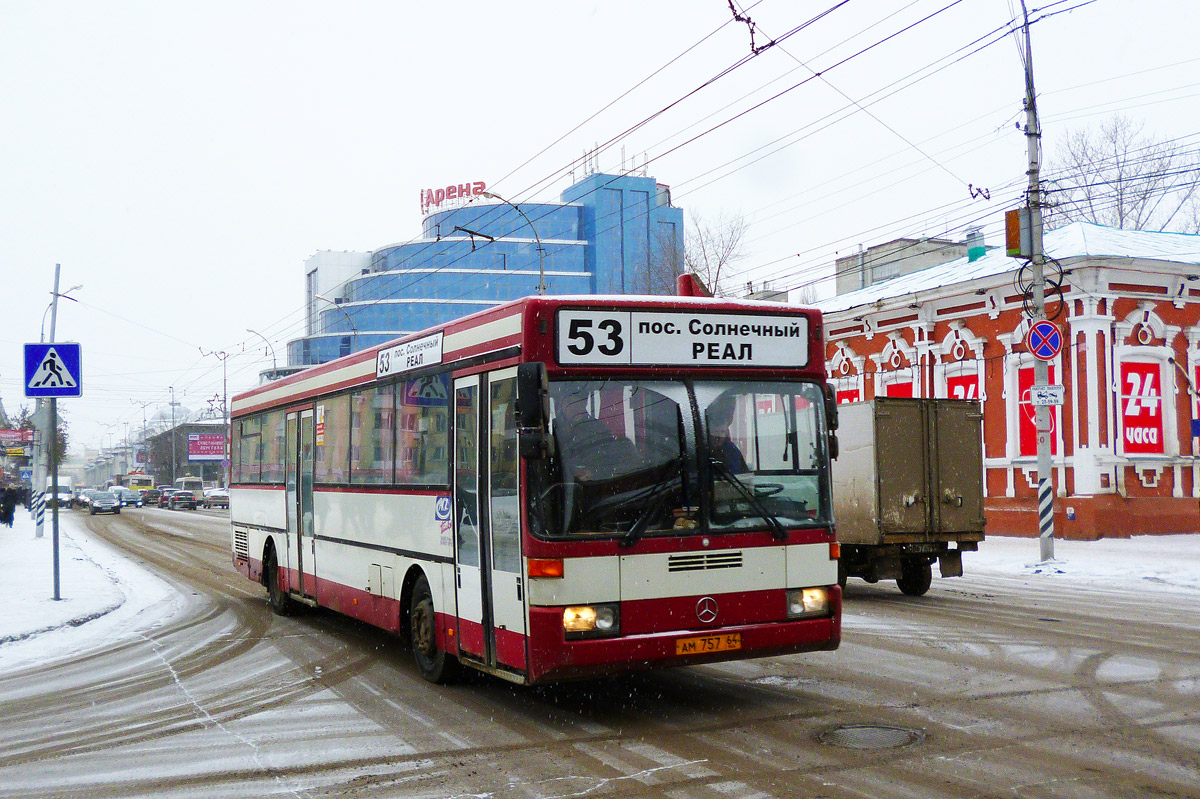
[0,505,180,672]
[963,532,1200,593]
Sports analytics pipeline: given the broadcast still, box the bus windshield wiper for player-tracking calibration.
[619,457,685,548]
[709,458,788,541]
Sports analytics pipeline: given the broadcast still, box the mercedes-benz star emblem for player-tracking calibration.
[696,596,719,624]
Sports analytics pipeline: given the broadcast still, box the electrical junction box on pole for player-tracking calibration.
[1005,208,1032,258]
[24,343,83,398]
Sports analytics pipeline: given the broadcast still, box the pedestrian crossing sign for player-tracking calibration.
[24,342,83,398]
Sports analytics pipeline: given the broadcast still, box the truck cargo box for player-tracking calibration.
[831,398,984,594]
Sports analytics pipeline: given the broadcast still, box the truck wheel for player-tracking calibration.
[897,559,932,596]
[409,574,458,684]
[837,559,847,589]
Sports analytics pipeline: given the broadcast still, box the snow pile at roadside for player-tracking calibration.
[0,507,180,671]
[968,533,1200,593]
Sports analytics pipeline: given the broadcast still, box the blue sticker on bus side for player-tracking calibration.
[435,495,452,521]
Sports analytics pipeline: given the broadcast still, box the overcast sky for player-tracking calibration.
[1,0,1197,454]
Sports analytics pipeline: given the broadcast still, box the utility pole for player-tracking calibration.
[1020,1,1055,563]
[169,387,180,483]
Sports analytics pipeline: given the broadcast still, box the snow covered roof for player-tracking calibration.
[816,222,1200,315]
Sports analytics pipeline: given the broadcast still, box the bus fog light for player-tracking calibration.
[563,604,620,639]
[594,606,617,631]
[787,588,829,618]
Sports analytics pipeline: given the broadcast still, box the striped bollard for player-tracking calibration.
[1038,478,1054,562]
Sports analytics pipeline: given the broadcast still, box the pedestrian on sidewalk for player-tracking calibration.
[0,485,17,527]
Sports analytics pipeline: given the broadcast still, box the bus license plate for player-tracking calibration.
[675,633,741,656]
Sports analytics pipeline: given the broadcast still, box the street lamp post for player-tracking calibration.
[246,328,278,379]
[480,190,546,295]
[314,294,359,354]
[200,349,230,487]
[131,399,151,473]
[33,267,82,542]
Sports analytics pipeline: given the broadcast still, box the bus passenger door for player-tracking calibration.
[485,371,528,673]
[453,377,487,661]
[285,409,317,600]
[453,371,529,675]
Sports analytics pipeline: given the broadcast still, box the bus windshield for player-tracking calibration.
[533,378,832,539]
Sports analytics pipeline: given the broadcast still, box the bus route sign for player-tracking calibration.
[556,310,809,368]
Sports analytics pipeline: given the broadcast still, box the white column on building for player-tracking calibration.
[1069,298,1111,495]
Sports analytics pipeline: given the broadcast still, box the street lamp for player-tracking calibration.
[41,283,83,343]
[246,328,278,378]
[480,191,546,295]
[314,294,359,354]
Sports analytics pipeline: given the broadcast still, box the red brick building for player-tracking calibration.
[817,222,1200,539]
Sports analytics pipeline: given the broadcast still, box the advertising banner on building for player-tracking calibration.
[1018,366,1059,456]
[946,374,980,401]
[187,433,225,462]
[1120,360,1164,455]
[0,429,34,445]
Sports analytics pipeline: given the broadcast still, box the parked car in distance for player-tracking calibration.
[158,489,179,508]
[168,490,196,511]
[113,487,143,508]
[202,487,229,509]
[141,488,161,506]
[89,491,121,515]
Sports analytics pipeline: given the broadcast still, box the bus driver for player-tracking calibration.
[706,394,750,474]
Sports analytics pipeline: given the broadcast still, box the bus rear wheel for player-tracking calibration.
[897,558,932,597]
[409,574,457,684]
[265,549,296,616]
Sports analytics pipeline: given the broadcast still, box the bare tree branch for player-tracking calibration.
[1045,114,1200,233]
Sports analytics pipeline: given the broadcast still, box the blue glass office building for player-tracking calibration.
[287,172,685,366]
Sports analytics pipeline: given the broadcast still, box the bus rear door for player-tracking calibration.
[285,409,318,601]
[453,370,527,675]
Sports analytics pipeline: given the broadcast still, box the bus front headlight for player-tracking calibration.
[787,588,829,618]
[563,604,620,639]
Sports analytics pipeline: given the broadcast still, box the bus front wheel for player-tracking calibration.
[409,574,457,684]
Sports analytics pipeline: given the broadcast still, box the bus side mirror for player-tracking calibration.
[517,362,550,459]
[823,384,839,461]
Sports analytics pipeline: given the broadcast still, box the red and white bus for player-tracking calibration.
[230,295,841,684]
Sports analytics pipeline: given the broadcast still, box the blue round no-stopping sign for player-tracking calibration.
[1026,320,1062,361]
